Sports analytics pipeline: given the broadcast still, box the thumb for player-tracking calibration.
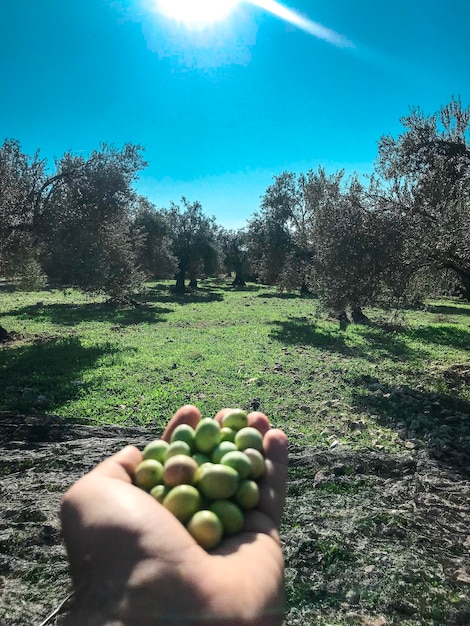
[91,445,143,483]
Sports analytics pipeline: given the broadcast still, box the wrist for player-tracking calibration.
[63,584,284,626]
[63,555,284,626]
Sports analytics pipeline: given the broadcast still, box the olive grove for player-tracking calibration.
[246,97,470,315]
[1,97,469,328]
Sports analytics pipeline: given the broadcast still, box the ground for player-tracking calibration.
[0,413,469,626]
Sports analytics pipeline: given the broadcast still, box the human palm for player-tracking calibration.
[61,405,288,625]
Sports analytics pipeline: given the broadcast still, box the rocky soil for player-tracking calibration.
[0,413,469,626]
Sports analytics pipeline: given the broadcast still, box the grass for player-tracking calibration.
[1,279,469,456]
[1,278,469,625]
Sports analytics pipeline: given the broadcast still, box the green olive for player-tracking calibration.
[220,450,252,480]
[149,483,170,503]
[209,500,244,536]
[187,510,223,550]
[235,427,263,452]
[211,441,237,463]
[170,424,196,450]
[163,454,198,487]
[142,439,169,464]
[134,459,164,491]
[243,448,266,479]
[233,479,260,510]
[163,485,201,523]
[221,409,248,431]
[197,463,239,499]
[194,418,221,454]
[165,440,191,460]
[220,427,236,443]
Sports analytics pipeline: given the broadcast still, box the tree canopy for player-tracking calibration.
[375,96,470,299]
[1,96,469,322]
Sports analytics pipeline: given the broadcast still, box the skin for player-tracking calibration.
[61,405,288,626]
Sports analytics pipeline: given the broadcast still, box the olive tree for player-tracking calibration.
[132,197,177,280]
[166,198,219,292]
[218,228,251,287]
[250,167,411,319]
[0,140,48,339]
[38,143,146,299]
[310,176,407,319]
[375,96,470,299]
[248,170,335,292]
[0,139,47,285]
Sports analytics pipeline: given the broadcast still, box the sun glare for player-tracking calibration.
[155,0,240,28]
[151,0,353,49]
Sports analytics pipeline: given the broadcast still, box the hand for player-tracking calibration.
[61,405,288,625]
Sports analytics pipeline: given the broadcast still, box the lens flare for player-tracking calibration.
[249,0,353,48]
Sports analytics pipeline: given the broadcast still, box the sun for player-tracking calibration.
[154,0,240,28]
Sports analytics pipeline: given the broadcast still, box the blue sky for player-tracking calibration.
[1,1,469,228]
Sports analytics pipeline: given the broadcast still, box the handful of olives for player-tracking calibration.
[133,409,266,550]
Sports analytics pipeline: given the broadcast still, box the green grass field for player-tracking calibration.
[1,279,469,457]
[1,278,470,625]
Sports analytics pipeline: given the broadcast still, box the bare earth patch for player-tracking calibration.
[0,414,469,625]
[284,445,470,625]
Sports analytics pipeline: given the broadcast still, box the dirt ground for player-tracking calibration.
[0,413,469,626]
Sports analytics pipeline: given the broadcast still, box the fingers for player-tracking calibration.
[213,408,233,423]
[161,404,201,441]
[258,429,288,528]
[247,411,271,436]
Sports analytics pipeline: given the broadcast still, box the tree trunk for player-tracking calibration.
[455,269,470,301]
[231,262,246,287]
[189,277,198,289]
[338,311,351,331]
[0,324,10,342]
[231,274,246,287]
[174,270,186,293]
[351,307,371,325]
[443,263,470,301]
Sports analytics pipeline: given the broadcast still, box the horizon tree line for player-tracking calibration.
[1,96,469,336]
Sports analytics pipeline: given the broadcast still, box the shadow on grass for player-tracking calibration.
[405,325,470,351]
[425,303,470,316]
[359,327,423,360]
[144,284,225,305]
[269,317,353,354]
[197,278,265,293]
[0,335,117,414]
[8,302,173,327]
[352,377,470,474]
[271,316,469,361]
[269,316,414,359]
[0,282,17,293]
[224,283,264,293]
[257,292,302,300]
